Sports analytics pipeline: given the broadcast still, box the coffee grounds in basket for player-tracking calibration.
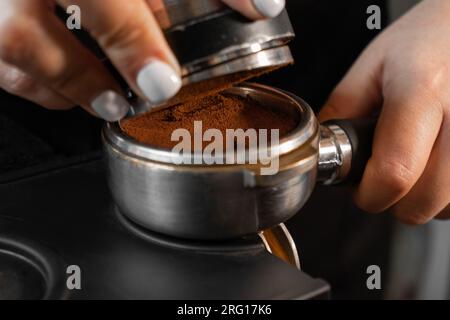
[121,93,298,149]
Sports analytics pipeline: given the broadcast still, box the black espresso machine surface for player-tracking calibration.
[0,155,329,300]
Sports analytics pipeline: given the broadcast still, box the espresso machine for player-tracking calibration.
[0,153,332,299]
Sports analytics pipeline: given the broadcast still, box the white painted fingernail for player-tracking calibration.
[253,0,285,18]
[91,90,130,122]
[137,60,182,103]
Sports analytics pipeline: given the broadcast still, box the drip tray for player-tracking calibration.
[0,236,67,300]
[0,250,46,300]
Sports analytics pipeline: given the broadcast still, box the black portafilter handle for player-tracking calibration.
[317,118,377,185]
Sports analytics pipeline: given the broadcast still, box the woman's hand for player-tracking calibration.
[0,0,285,121]
[320,0,450,224]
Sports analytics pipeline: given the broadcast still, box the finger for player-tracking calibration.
[57,0,181,104]
[355,77,444,213]
[393,119,450,224]
[222,0,286,20]
[0,1,130,121]
[436,204,450,220]
[319,43,384,122]
[0,60,73,110]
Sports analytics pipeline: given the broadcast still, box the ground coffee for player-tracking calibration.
[163,66,285,107]
[121,93,298,149]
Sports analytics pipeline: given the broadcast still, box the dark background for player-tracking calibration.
[0,0,393,299]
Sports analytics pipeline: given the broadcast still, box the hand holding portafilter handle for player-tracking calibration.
[318,118,377,185]
[260,118,376,270]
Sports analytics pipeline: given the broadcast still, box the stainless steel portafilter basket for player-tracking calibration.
[103,83,375,241]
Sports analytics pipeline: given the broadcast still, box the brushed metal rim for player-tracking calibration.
[182,45,294,84]
[181,40,294,79]
[105,83,317,166]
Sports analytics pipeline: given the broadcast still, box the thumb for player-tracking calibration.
[222,0,286,20]
[318,45,384,122]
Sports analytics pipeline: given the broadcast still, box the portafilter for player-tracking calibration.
[103,83,375,241]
